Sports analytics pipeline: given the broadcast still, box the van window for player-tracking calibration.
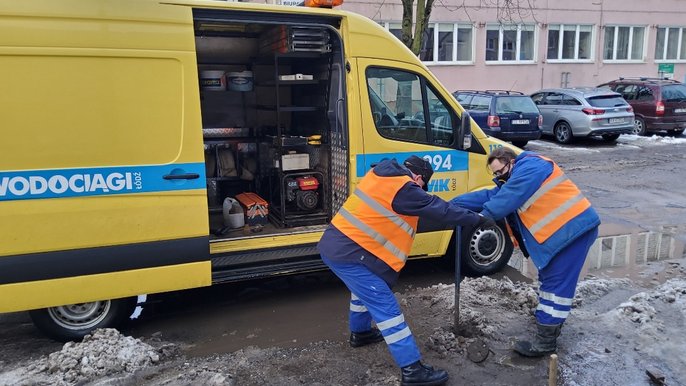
[495,97,539,114]
[468,95,491,111]
[661,84,686,102]
[636,86,654,101]
[366,67,455,146]
[615,84,637,100]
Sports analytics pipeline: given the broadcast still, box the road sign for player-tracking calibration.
[658,63,675,79]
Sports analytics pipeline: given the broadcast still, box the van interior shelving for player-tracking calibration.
[193,10,349,241]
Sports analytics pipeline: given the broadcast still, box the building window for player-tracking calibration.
[603,25,645,61]
[486,24,536,63]
[655,27,686,61]
[420,23,473,63]
[547,24,594,61]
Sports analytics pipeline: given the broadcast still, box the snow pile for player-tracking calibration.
[613,278,686,325]
[619,134,686,145]
[0,329,167,386]
[460,276,538,313]
[572,277,632,307]
[642,134,686,145]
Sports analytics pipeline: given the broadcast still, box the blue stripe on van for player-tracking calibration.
[0,163,206,201]
[355,151,468,177]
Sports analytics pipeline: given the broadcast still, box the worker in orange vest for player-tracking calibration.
[317,155,493,386]
[450,146,600,357]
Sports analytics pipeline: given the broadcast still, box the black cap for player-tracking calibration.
[403,155,433,191]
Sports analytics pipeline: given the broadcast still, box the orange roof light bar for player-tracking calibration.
[304,0,343,8]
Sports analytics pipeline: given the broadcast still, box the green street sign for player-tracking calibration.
[658,63,674,74]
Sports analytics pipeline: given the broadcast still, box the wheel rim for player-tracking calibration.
[632,119,643,135]
[47,301,111,331]
[468,227,506,267]
[555,124,570,143]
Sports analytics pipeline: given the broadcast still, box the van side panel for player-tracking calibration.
[0,1,211,311]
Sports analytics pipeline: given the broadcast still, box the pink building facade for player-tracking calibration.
[337,0,686,94]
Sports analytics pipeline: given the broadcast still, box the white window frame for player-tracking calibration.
[485,24,537,64]
[381,22,475,65]
[546,24,595,63]
[655,26,686,63]
[602,25,647,63]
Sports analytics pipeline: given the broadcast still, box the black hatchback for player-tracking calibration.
[453,90,542,148]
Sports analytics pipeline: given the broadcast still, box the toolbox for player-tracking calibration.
[259,25,331,54]
[235,192,269,225]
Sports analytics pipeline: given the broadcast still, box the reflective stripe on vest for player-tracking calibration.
[331,171,419,271]
[517,156,591,243]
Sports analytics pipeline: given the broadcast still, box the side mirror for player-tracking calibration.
[456,112,472,150]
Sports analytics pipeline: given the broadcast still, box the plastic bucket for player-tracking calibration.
[227,71,253,92]
[199,70,226,91]
[223,197,245,228]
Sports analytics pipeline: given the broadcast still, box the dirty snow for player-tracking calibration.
[0,329,175,386]
[619,133,686,145]
[2,264,686,385]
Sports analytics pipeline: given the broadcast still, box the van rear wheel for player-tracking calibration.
[29,297,137,342]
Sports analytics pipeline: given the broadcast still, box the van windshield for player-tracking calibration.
[587,95,628,107]
[495,96,539,114]
[661,84,686,102]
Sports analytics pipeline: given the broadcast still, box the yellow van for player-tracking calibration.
[0,0,512,341]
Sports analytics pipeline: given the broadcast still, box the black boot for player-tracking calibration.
[513,322,562,357]
[400,361,449,386]
[349,327,384,348]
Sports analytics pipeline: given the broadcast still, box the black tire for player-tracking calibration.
[29,297,138,342]
[460,220,514,276]
[601,133,620,142]
[512,140,528,148]
[554,122,573,144]
[669,128,684,136]
[633,117,647,136]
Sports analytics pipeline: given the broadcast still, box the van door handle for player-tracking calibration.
[163,173,200,180]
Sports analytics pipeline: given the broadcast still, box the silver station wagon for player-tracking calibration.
[530,87,635,143]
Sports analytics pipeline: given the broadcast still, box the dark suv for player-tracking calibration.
[598,78,686,136]
[453,90,542,147]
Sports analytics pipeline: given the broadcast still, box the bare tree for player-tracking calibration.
[398,0,537,57]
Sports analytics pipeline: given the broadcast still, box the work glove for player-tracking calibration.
[476,214,496,229]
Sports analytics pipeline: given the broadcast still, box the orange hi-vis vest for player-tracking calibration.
[517,155,591,244]
[330,171,419,272]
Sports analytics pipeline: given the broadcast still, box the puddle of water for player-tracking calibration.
[509,223,686,285]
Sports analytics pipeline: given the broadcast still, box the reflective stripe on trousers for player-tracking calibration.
[322,256,421,368]
[535,227,599,325]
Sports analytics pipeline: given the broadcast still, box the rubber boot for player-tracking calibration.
[349,327,384,348]
[400,361,449,386]
[513,322,562,357]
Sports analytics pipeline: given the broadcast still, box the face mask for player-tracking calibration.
[493,161,512,183]
[497,170,511,183]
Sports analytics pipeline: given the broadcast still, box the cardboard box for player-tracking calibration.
[235,192,269,225]
[281,153,309,171]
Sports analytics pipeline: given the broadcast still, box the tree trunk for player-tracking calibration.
[401,0,414,50]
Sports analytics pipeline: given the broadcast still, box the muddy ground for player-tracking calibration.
[1,134,685,386]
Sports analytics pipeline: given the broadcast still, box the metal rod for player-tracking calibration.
[454,226,463,332]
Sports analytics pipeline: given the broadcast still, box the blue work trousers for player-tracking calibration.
[535,227,599,325]
[321,256,421,368]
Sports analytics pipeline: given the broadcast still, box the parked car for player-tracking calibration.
[452,90,542,148]
[530,87,634,144]
[598,77,686,136]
